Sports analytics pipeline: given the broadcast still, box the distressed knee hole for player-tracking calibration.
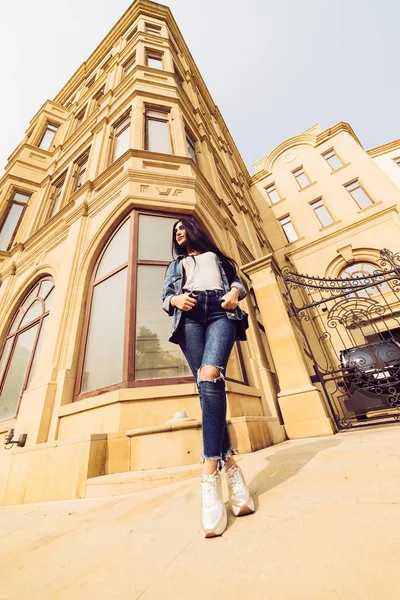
[199,365,220,381]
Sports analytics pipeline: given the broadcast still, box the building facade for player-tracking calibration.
[0,1,399,505]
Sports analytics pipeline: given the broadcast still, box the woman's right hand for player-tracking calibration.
[171,293,197,311]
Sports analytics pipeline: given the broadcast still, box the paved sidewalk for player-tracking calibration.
[1,424,400,600]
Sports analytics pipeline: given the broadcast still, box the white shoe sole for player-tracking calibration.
[231,495,255,517]
[203,506,228,538]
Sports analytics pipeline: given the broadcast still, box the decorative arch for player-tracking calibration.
[0,276,55,421]
[325,248,385,280]
[264,132,318,173]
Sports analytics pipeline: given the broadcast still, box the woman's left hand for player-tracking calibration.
[221,288,240,310]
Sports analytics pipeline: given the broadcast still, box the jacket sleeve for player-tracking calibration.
[230,270,247,300]
[162,262,176,316]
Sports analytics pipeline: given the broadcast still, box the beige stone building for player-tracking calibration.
[1,0,399,506]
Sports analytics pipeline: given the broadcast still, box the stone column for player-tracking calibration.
[242,254,335,439]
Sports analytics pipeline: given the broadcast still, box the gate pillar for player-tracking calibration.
[242,254,335,439]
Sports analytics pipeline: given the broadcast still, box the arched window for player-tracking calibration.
[75,211,191,398]
[0,277,54,421]
[340,262,390,298]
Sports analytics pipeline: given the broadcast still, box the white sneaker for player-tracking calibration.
[200,470,227,538]
[226,464,255,517]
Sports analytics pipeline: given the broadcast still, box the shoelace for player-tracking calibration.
[227,468,245,494]
[201,477,218,507]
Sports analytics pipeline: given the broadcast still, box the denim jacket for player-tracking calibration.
[162,254,247,344]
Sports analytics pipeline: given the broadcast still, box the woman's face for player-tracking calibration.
[175,222,187,247]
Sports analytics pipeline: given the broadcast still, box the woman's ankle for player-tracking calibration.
[224,456,236,470]
[202,459,219,475]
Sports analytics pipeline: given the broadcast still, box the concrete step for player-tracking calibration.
[85,463,202,498]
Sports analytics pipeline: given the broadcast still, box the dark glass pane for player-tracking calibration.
[135,265,191,380]
[27,317,49,388]
[81,267,128,393]
[138,215,175,261]
[96,219,130,281]
[0,324,39,421]
[0,204,24,250]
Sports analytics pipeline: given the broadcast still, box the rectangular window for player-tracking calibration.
[393,156,400,167]
[86,75,96,89]
[344,180,373,209]
[126,25,138,42]
[145,22,161,35]
[38,123,58,151]
[73,151,90,191]
[322,149,344,171]
[48,176,66,219]
[293,167,311,188]
[74,107,86,131]
[113,114,131,161]
[146,51,163,70]
[145,109,170,153]
[279,215,298,243]
[92,85,105,109]
[122,53,136,78]
[186,130,197,163]
[265,183,281,204]
[0,191,31,250]
[310,199,334,227]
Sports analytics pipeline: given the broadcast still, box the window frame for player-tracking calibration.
[265,182,282,205]
[0,189,32,251]
[292,166,311,189]
[279,214,299,243]
[71,149,91,193]
[111,112,131,163]
[185,128,197,163]
[322,148,344,171]
[38,123,59,151]
[310,198,334,227]
[344,179,373,209]
[74,209,247,401]
[145,22,162,36]
[122,52,136,79]
[145,49,164,70]
[47,173,67,220]
[144,107,172,154]
[0,276,54,421]
[74,106,87,132]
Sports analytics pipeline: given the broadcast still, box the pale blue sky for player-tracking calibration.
[0,0,398,173]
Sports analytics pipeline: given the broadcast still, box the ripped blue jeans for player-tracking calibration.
[176,289,238,468]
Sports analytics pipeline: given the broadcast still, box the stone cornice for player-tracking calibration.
[315,121,363,148]
[367,138,400,158]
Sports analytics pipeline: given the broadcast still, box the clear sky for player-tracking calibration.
[0,0,398,174]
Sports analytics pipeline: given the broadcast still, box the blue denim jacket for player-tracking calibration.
[162,254,248,344]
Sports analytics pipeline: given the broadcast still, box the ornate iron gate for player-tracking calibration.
[281,249,400,430]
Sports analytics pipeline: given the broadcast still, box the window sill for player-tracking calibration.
[269,198,286,207]
[285,236,305,246]
[298,181,317,192]
[330,162,351,174]
[319,220,342,231]
[357,200,382,214]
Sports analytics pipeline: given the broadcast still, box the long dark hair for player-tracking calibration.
[172,217,237,285]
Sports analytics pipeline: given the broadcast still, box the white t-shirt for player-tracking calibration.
[182,252,223,292]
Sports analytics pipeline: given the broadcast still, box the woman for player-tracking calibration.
[162,216,254,538]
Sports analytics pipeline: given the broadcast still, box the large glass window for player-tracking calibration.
[76,212,192,397]
[145,109,170,153]
[279,215,299,243]
[0,277,54,421]
[0,190,31,251]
